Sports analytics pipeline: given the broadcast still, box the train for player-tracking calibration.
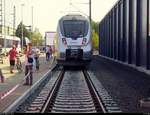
[55,14,93,66]
[0,35,21,55]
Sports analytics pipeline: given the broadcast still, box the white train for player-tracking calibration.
[55,14,93,66]
[0,34,21,55]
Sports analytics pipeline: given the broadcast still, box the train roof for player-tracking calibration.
[0,34,20,41]
[60,14,88,21]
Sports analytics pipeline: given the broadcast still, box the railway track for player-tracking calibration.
[42,69,102,113]
[7,66,121,113]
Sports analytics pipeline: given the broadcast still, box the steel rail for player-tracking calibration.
[83,70,107,113]
[41,68,65,113]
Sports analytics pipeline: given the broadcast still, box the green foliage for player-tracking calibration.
[31,28,43,46]
[16,22,43,46]
[91,20,99,33]
[91,20,99,50]
[16,22,30,39]
[92,30,99,50]
[16,22,31,46]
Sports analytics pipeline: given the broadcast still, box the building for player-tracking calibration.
[44,31,56,53]
[45,31,56,46]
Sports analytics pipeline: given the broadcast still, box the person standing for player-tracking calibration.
[49,46,53,60]
[24,43,34,85]
[16,56,22,73]
[34,49,40,70]
[8,45,17,73]
[46,45,50,61]
[0,69,4,83]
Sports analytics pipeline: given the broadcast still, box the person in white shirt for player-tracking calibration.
[23,43,34,85]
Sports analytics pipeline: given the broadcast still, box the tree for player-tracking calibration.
[91,20,99,50]
[31,28,43,46]
[16,22,30,45]
[92,30,99,49]
[91,20,99,33]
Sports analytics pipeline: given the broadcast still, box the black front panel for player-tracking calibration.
[66,49,83,60]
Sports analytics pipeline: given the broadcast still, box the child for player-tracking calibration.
[0,69,4,83]
[16,56,22,72]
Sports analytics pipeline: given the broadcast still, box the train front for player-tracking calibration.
[56,15,93,66]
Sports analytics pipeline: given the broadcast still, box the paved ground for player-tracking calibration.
[0,53,53,112]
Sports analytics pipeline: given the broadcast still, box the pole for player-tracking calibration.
[21,4,24,51]
[13,6,16,37]
[25,25,31,44]
[89,0,91,24]
[31,6,33,32]
[4,0,6,54]
[0,0,2,48]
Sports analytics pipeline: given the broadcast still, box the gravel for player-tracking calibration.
[89,55,150,113]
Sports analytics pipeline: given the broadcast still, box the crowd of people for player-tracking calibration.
[0,44,54,85]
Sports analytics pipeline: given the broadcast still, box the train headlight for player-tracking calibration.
[82,38,87,45]
[62,38,67,45]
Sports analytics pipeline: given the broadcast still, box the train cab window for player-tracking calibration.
[63,20,88,38]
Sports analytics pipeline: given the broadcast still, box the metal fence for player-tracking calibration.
[99,0,150,70]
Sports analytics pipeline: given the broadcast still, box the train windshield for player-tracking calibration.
[63,20,88,38]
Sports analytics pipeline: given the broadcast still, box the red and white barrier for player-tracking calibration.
[0,71,30,101]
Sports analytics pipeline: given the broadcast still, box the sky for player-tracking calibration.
[5,0,118,36]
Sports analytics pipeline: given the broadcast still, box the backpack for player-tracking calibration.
[28,57,33,63]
